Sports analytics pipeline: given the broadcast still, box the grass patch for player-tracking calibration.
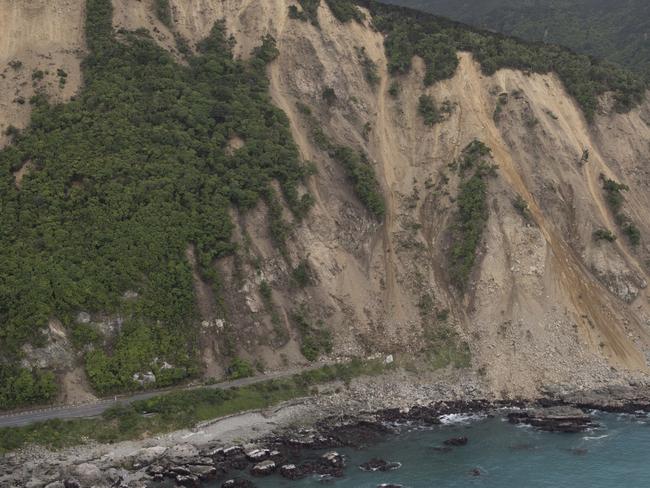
[0,360,388,454]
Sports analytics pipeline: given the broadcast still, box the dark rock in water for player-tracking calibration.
[279,464,301,480]
[508,407,594,433]
[432,446,453,453]
[509,443,538,451]
[175,473,200,487]
[322,451,345,468]
[359,458,401,472]
[277,453,346,480]
[250,460,277,476]
[443,436,469,446]
[471,467,482,476]
[221,479,257,488]
[570,448,589,456]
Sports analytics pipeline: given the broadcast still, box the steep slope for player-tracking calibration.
[113,0,650,396]
[1,0,649,408]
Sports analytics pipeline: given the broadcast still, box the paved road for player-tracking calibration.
[0,367,317,428]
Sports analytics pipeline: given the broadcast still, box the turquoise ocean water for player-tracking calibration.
[211,411,650,488]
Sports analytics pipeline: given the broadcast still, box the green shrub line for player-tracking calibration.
[600,175,641,246]
[0,0,312,407]
[153,0,172,28]
[0,359,388,454]
[448,141,495,289]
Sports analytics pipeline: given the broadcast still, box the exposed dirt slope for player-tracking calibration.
[0,0,85,148]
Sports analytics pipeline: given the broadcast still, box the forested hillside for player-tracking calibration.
[386,0,650,79]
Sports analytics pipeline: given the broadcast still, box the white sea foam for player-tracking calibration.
[439,413,485,425]
[583,434,609,440]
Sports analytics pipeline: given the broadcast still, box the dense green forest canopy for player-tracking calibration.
[0,0,311,407]
[385,0,650,80]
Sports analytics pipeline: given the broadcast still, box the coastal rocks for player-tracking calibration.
[443,436,469,446]
[359,458,401,472]
[507,406,595,432]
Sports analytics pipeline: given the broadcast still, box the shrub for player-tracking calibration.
[295,0,320,26]
[356,47,379,86]
[593,228,617,242]
[226,358,254,380]
[291,310,332,361]
[154,0,172,28]
[388,80,400,98]
[291,259,313,287]
[324,0,365,23]
[418,94,441,126]
[322,86,337,105]
[448,142,493,289]
[512,194,531,221]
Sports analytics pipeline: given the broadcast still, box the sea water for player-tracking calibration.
[212,411,650,488]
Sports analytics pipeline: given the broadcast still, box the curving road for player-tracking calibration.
[0,366,319,428]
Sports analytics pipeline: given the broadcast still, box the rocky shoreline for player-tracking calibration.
[3,373,650,488]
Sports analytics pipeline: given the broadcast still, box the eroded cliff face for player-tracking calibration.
[3,0,650,401]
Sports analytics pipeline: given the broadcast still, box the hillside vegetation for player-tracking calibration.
[386,0,650,80]
[0,0,312,407]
